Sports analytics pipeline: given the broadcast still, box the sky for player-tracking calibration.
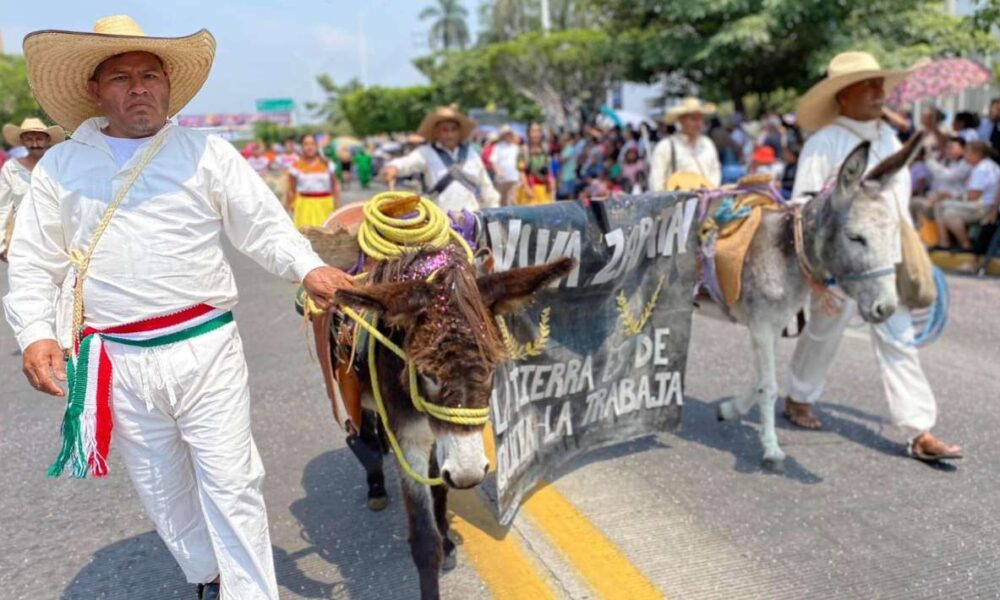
[2,0,482,120]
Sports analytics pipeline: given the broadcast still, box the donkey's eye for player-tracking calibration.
[421,374,441,397]
[847,234,867,246]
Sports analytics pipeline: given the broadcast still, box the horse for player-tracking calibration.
[333,244,573,600]
[714,133,924,471]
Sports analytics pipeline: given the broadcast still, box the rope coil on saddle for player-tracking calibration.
[307,192,486,486]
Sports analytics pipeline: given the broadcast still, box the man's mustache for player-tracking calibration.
[25,146,46,150]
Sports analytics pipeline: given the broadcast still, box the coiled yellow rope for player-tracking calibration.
[319,192,487,485]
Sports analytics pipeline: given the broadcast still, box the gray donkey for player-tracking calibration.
[715,133,924,471]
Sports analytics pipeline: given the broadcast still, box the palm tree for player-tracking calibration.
[420,0,470,51]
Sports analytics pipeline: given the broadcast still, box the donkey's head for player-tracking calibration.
[813,132,923,323]
[336,248,573,489]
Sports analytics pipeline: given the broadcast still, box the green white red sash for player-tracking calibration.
[49,304,234,478]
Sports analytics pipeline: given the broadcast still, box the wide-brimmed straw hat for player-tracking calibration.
[22,15,216,132]
[416,105,476,142]
[3,117,65,146]
[664,97,716,125]
[797,51,915,132]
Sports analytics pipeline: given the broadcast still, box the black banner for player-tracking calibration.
[475,193,699,525]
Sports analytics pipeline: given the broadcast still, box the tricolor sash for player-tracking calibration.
[49,304,234,478]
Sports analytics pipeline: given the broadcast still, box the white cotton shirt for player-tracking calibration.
[649,133,722,191]
[491,141,521,184]
[0,159,32,253]
[388,143,500,212]
[966,158,1000,205]
[925,158,972,197]
[4,117,326,351]
[792,116,911,263]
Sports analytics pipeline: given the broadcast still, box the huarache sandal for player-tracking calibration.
[782,397,822,430]
[907,434,963,462]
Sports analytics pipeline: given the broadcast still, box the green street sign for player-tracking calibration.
[256,98,295,113]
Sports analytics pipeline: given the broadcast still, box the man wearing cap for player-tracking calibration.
[383,105,500,212]
[649,97,722,191]
[784,51,962,461]
[0,118,64,261]
[4,16,353,599]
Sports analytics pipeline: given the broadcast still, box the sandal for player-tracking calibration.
[782,397,822,430]
[907,434,963,462]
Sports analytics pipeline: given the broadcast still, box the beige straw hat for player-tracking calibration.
[416,105,476,142]
[796,51,915,132]
[3,117,65,146]
[22,15,216,132]
[664,97,717,125]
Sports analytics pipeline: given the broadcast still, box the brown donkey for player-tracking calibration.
[335,245,573,600]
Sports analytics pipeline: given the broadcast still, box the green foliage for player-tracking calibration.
[305,75,361,134]
[339,85,439,136]
[0,55,47,140]
[420,0,471,50]
[477,0,597,44]
[253,122,334,147]
[591,0,1000,109]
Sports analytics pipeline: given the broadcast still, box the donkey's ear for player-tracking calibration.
[865,130,925,188]
[335,280,432,326]
[836,141,870,199]
[476,257,575,315]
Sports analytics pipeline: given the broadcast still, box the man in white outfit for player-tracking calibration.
[383,105,499,212]
[784,51,962,461]
[0,117,64,260]
[5,16,353,599]
[649,97,722,191]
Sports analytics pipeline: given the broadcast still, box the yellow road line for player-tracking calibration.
[449,489,558,600]
[481,425,665,600]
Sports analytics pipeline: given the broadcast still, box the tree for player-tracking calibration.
[420,0,471,51]
[339,85,438,135]
[487,29,620,129]
[477,0,598,44]
[306,74,361,134]
[0,55,46,136]
[591,0,1000,111]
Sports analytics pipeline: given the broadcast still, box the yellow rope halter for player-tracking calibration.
[312,192,487,485]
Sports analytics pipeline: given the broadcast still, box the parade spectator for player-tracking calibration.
[920,105,948,155]
[748,145,784,180]
[246,140,270,175]
[953,111,981,143]
[518,122,555,204]
[780,143,800,199]
[557,132,581,199]
[910,148,931,198]
[912,136,971,221]
[649,97,722,190]
[934,140,1000,251]
[978,97,1000,158]
[620,147,647,191]
[492,126,521,206]
[384,105,499,212]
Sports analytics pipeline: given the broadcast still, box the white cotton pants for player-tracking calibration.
[105,321,279,599]
[785,291,937,435]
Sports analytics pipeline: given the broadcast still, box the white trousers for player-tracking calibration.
[785,292,937,435]
[106,321,279,599]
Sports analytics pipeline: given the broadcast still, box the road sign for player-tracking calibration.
[255,98,295,113]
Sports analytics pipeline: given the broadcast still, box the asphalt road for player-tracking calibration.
[2,184,999,599]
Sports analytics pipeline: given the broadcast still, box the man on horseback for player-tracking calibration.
[383,105,500,212]
[784,51,962,461]
[4,16,352,599]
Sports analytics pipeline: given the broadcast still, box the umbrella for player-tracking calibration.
[887,57,993,106]
[597,105,656,129]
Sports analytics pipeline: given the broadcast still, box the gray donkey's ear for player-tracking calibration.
[834,141,870,205]
[865,130,925,188]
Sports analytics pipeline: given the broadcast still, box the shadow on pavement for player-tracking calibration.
[61,531,189,599]
[277,446,421,600]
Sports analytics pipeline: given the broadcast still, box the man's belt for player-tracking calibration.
[49,304,233,479]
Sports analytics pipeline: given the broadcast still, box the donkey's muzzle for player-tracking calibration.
[437,431,490,489]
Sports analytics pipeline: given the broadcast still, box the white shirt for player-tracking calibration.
[0,159,32,253]
[492,141,521,183]
[4,117,325,351]
[966,158,1000,205]
[388,143,499,213]
[102,133,151,168]
[649,133,722,191]
[925,158,972,196]
[792,116,911,263]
